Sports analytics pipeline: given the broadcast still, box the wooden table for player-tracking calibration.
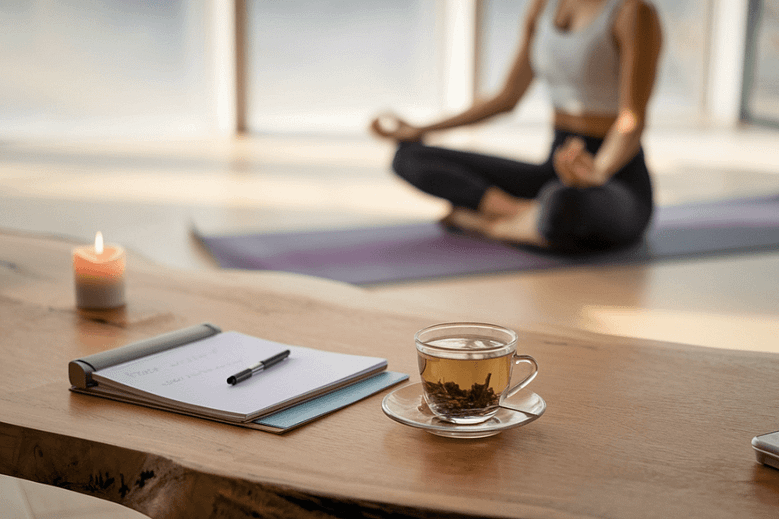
[2,230,779,518]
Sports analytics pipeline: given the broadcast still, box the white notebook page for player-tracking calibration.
[92,331,387,419]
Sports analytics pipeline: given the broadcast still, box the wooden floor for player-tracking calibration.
[2,124,779,518]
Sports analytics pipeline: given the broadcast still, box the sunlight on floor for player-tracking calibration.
[580,306,779,353]
[0,169,446,218]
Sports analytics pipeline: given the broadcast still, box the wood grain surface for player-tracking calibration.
[2,230,779,518]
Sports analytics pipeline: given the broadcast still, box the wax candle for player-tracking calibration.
[72,232,126,309]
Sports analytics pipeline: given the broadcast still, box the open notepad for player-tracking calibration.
[69,323,407,433]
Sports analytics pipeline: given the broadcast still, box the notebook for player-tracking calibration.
[69,323,407,433]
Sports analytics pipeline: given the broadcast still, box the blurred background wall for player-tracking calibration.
[0,0,776,139]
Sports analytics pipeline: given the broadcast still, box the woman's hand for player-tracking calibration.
[553,137,606,188]
[369,114,425,142]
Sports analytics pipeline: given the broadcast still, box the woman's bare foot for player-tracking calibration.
[443,205,548,247]
[442,204,548,247]
[478,187,534,219]
[441,207,496,234]
[486,203,549,247]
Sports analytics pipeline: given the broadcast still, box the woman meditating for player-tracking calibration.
[370,0,662,252]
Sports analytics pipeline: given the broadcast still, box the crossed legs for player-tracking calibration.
[392,142,553,247]
[391,141,653,252]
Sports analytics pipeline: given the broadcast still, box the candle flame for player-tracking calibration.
[95,232,104,255]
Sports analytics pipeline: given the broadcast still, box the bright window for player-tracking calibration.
[0,0,215,137]
[244,0,440,134]
[744,0,779,125]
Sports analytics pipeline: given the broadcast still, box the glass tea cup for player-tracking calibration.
[415,322,538,425]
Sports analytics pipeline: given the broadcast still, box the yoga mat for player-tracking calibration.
[194,194,779,285]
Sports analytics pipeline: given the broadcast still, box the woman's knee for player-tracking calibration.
[391,142,424,180]
[390,143,448,194]
[536,183,585,247]
[537,182,649,250]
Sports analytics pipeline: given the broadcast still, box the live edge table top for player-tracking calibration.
[1,230,778,519]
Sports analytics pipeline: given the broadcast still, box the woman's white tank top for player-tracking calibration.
[531,0,625,116]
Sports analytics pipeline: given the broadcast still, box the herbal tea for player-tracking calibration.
[417,337,512,424]
[414,323,538,425]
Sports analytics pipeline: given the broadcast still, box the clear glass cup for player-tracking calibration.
[415,322,538,425]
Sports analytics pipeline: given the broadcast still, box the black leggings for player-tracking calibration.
[392,129,654,252]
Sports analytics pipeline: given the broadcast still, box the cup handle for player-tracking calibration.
[505,354,538,399]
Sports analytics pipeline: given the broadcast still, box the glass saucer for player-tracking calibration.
[381,383,546,438]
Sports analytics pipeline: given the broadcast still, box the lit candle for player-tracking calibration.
[72,232,126,309]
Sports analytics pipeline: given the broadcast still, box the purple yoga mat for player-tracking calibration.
[195,194,779,285]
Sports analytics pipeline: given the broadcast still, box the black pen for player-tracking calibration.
[227,349,290,385]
